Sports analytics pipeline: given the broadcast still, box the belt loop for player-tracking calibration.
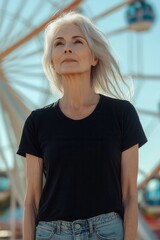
[56,221,61,234]
[88,220,94,234]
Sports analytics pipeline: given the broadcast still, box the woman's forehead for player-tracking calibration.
[54,23,84,39]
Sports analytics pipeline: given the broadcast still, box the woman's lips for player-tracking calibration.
[62,59,77,62]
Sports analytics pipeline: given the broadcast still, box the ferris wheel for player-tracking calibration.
[0,0,83,207]
[0,0,160,239]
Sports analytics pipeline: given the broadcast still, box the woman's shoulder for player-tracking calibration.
[28,101,58,120]
[101,94,133,109]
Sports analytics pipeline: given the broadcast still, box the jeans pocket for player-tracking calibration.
[36,222,54,240]
[94,217,123,240]
[95,231,116,240]
[94,222,116,240]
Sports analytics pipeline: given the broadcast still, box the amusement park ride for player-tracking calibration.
[0,0,160,239]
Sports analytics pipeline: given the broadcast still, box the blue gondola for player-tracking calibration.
[126,0,155,30]
[143,178,160,206]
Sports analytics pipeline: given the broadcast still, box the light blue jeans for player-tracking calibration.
[36,212,124,240]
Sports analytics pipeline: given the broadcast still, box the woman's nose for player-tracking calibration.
[64,43,72,53]
[64,49,72,53]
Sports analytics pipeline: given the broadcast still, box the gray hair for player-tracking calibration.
[42,11,133,99]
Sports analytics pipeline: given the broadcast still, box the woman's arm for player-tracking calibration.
[23,153,43,240]
[121,144,139,240]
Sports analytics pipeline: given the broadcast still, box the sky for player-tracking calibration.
[0,0,160,184]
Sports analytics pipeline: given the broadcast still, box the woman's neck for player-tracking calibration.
[60,74,97,110]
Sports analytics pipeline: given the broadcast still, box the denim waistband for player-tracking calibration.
[44,212,119,234]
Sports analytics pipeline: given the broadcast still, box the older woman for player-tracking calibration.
[17,12,147,240]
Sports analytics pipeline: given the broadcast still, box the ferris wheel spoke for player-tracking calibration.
[15,88,40,110]
[0,12,34,51]
[4,47,43,65]
[2,45,42,67]
[0,72,30,120]
[138,164,160,190]
[131,73,160,81]
[0,0,9,35]
[2,25,35,52]
[2,51,24,64]
[48,0,67,10]
[8,70,44,78]
[0,0,82,60]
[3,55,43,68]
[3,1,28,42]
[2,62,42,73]
[2,58,43,73]
[4,61,38,71]
[5,30,28,49]
[145,118,160,137]
[25,1,49,21]
[4,63,43,71]
[4,62,43,75]
[92,0,133,22]
[105,26,131,37]
[16,47,43,58]
[0,69,33,117]
[137,108,160,118]
[12,79,51,95]
[6,40,41,56]
[8,73,50,105]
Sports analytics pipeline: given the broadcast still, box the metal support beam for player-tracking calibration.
[92,0,133,21]
[138,163,160,190]
[0,69,30,140]
[0,0,82,60]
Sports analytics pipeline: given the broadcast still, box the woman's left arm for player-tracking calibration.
[121,144,139,240]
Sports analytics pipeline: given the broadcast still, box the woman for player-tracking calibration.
[17,12,147,240]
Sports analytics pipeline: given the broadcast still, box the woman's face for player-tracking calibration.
[52,23,97,76]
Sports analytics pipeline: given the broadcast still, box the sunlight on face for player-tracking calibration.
[52,23,97,76]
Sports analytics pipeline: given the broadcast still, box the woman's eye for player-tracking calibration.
[74,40,83,44]
[55,41,63,47]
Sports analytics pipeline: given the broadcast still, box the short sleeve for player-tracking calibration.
[121,101,147,152]
[16,111,43,158]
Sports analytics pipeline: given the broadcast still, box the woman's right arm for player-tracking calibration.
[23,153,43,240]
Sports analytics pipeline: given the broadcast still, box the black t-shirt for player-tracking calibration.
[16,94,147,224]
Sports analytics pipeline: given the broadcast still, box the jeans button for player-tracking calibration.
[75,223,81,229]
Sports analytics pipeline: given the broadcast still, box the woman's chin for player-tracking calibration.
[59,70,82,75]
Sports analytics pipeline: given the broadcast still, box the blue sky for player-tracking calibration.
[0,0,160,183]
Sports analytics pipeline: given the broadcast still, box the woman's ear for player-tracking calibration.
[92,57,98,67]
